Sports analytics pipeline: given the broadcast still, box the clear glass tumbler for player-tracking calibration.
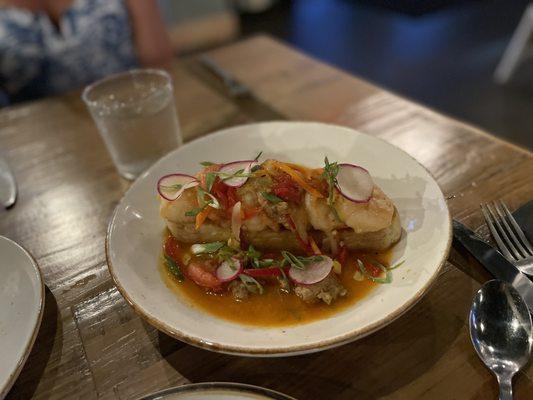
[82,69,182,180]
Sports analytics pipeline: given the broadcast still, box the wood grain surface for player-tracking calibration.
[1,35,532,400]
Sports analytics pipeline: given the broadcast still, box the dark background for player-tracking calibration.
[240,0,533,148]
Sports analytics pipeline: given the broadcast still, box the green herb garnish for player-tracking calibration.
[208,170,254,181]
[225,257,239,271]
[183,175,221,217]
[280,251,323,270]
[200,161,215,166]
[196,186,207,208]
[245,245,262,260]
[261,192,283,203]
[281,251,305,269]
[387,260,405,270]
[245,245,263,269]
[185,205,207,217]
[197,187,220,209]
[278,267,291,293]
[190,242,225,255]
[257,259,275,267]
[216,243,239,262]
[253,151,263,161]
[205,172,216,192]
[356,258,392,284]
[164,255,184,281]
[239,274,264,294]
[322,156,341,221]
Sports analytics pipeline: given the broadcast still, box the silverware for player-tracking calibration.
[198,55,250,97]
[0,155,17,209]
[195,54,283,121]
[453,220,533,311]
[470,280,532,400]
[481,201,533,276]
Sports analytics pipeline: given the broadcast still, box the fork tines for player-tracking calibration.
[480,200,533,261]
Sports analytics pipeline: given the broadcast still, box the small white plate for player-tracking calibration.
[140,382,295,400]
[107,122,451,356]
[0,236,44,398]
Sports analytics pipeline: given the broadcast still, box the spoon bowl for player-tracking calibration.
[470,280,532,399]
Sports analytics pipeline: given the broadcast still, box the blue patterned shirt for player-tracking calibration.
[0,0,139,105]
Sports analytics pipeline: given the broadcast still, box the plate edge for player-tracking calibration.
[0,236,45,399]
[106,121,453,356]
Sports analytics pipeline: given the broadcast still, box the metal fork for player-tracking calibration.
[481,200,533,276]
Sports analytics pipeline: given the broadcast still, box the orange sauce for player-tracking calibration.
[160,237,393,327]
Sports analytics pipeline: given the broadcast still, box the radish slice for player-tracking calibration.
[216,258,242,282]
[288,256,333,285]
[219,160,259,187]
[157,174,199,201]
[231,201,242,240]
[335,163,374,203]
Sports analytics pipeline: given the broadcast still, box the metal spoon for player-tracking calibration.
[470,280,532,399]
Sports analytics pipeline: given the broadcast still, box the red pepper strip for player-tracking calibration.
[164,235,181,261]
[366,262,382,277]
[243,267,289,278]
[272,171,303,204]
[226,186,239,210]
[337,246,348,265]
[243,206,262,220]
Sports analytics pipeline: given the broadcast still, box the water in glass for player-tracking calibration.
[83,69,182,180]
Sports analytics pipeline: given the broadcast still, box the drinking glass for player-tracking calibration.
[82,69,182,180]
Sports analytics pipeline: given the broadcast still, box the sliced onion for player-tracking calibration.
[157,174,199,201]
[216,258,242,282]
[292,214,309,244]
[219,160,259,187]
[288,256,333,285]
[204,191,221,209]
[335,163,374,203]
[231,201,242,240]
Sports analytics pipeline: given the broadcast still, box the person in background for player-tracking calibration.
[0,0,173,105]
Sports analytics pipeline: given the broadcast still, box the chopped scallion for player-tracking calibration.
[357,258,392,284]
[261,192,283,203]
[184,206,206,217]
[164,255,184,281]
[322,156,341,221]
[239,274,264,294]
[388,260,405,270]
[205,172,216,192]
[253,151,263,161]
[191,242,225,255]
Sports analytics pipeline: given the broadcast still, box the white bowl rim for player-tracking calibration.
[106,121,452,356]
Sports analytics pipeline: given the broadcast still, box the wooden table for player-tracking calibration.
[1,35,532,400]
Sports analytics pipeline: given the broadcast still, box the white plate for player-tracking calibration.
[107,122,451,356]
[0,236,44,398]
[140,382,295,400]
